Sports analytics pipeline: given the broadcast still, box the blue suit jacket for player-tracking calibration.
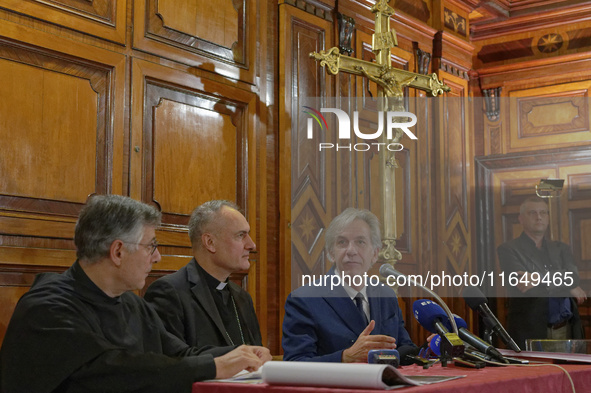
[282,272,416,362]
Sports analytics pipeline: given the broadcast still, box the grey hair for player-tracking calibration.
[324,207,382,262]
[188,200,240,247]
[519,196,548,215]
[75,195,161,262]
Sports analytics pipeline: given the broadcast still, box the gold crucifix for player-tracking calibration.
[310,0,449,109]
[310,0,450,265]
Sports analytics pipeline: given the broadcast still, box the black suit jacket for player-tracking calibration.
[497,232,583,349]
[144,258,262,349]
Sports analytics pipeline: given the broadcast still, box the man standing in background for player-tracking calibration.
[498,196,586,349]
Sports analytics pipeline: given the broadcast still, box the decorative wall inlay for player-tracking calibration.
[444,8,467,37]
[477,38,534,64]
[567,28,591,51]
[537,33,563,53]
[518,96,587,137]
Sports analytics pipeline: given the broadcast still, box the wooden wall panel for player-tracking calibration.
[158,0,239,49]
[0,0,126,43]
[504,81,591,154]
[0,23,126,268]
[152,100,238,215]
[0,59,97,203]
[279,4,333,300]
[436,73,472,284]
[0,39,117,216]
[131,58,257,256]
[133,0,257,82]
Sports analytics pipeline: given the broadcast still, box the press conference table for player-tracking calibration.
[192,363,591,393]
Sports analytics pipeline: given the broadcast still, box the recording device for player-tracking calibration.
[462,287,521,352]
[446,314,508,364]
[430,335,485,368]
[412,300,464,359]
[368,349,400,368]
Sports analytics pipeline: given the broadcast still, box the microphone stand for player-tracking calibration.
[380,265,463,365]
[380,265,458,334]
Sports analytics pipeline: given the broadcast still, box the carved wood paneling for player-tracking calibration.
[134,0,257,83]
[280,5,333,294]
[0,0,126,43]
[473,20,591,68]
[506,81,591,153]
[434,72,472,290]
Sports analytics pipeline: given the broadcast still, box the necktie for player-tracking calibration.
[354,293,368,324]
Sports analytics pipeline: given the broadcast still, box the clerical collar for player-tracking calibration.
[195,260,229,291]
[216,282,227,290]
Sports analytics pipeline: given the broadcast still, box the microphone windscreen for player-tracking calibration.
[429,335,441,356]
[412,299,448,334]
[444,314,467,331]
[462,286,487,310]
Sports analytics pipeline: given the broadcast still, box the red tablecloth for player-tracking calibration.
[193,363,591,393]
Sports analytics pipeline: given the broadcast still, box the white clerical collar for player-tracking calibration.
[216,282,228,290]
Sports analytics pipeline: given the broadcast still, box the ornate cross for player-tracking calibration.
[309,0,450,265]
[310,0,449,109]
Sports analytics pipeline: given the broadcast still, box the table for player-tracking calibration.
[193,363,591,393]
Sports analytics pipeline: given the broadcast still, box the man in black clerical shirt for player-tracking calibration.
[145,200,262,349]
[498,196,586,349]
[0,195,270,393]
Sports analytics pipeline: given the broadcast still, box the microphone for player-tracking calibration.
[412,300,464,359]
[446,314,509,363]
[379,264,457,333]
[462,287,521,352]
[429,334,442,356]
[413,300,450,336]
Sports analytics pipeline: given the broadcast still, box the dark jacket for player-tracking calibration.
[144,258,262,348]
[497,232,584,349]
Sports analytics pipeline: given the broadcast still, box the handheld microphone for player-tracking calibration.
[429,334,442,356]
[462,287,521,352]
[412,300,464,359]
[446,314,509,363]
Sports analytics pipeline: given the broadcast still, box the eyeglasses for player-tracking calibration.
[126,240,159,255]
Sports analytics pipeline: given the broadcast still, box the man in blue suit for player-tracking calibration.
[282,208,417,363]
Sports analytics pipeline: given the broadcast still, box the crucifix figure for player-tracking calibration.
[309,0,450,265]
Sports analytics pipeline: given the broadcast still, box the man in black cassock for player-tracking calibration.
[145,200,262,348]
[0,195,270,393]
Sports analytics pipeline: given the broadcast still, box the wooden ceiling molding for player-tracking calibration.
[467,1,591,40]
